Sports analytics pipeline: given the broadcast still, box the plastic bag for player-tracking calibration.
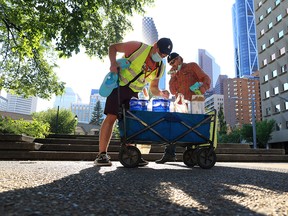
[174,93,188,113]
[190,95,205,114]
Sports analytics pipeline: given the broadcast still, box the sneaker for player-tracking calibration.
[155,154,177,164]
[138,158,149,166]
[94,153,112,166]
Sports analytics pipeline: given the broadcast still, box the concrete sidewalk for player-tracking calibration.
[1,161,288,215]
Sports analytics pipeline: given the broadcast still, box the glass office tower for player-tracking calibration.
[232,0,258,78]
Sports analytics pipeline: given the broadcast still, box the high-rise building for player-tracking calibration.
[214,75,228,95]
[53,87,81,110]
[142,17,166,90]
[223,76,261,129]
[254,0,288,146]
[198,49,220,91]
[6,93,37,115]
[232,0,258,78]
[142,17,158,45]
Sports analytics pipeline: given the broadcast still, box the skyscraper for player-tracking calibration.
[142,17,166,90]
[232,0,258,78]
[53,87,81,110]
[254,0,288,146]
[6,93,37,115]
[198,49,220,92]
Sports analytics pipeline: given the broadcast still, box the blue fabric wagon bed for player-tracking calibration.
[118,109,217,169]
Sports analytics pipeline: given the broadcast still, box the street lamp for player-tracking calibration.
[230,96,257,149]
[74,115,78,135]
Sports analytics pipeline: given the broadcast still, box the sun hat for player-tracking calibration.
[157,38,173,55]
[99,58,130,97]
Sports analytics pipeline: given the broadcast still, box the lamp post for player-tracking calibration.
[74,115,78,135]
[251,97,257,149]
[230,96,257,149]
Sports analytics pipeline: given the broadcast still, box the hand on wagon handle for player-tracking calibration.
[160,90,170,99]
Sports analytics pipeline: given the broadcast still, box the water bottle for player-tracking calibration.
[152,98,170,112]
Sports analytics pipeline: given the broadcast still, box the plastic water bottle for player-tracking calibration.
[152,98,170,112]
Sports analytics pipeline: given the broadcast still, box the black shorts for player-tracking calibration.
[104,86,138,116]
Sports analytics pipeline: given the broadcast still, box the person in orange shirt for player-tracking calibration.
[95,38,173,166]
[155,52,211,164]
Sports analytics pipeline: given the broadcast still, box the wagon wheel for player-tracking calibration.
[183,149,198,167]
[119,146,141,168]
[196,148,217,169]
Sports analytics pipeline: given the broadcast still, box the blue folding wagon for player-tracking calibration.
[118,106,218,169]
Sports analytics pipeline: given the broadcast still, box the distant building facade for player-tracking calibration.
[53,87,81,110]
[6,93,37,115]
[254,0,288,146]
[223,76,261,128]
[232,0,258,77]
[198,49,220,92]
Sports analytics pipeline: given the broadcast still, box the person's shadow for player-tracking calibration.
[1,162,287,216]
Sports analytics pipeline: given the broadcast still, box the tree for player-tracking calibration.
[218,104,227,135]
[0,0,154,98]
[240,119,275,148]
[33,108,77,134]
[256,119,275,148]
[90,100,104,126]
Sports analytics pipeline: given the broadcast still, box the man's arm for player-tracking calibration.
[108,41,142,73]
[150,79,169,99]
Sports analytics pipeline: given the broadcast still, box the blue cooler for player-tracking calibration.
[129,98,148,111]
[152,98,170,112]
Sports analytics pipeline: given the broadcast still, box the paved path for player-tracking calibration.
[1,161,288,215]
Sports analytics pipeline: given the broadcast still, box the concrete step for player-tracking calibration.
[1,135,287,162]
[1,151,288,162]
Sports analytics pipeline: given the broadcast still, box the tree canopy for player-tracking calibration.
[0,0,154,98]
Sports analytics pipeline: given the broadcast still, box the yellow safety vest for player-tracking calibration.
[119,43,164,92]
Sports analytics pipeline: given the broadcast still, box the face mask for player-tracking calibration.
[152,52,162,62]
[177,64,182,71]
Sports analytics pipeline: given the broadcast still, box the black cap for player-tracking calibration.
[167,52,179,63]
[157,38,173,55]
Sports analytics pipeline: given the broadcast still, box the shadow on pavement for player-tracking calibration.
[1,162,287,215]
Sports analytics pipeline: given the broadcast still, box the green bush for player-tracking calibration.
[0,117,50,138]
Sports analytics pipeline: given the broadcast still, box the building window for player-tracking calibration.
[261,44,266,51]
[281,64,287,73]
[284,83,288,91]
[258,1,262,7]
[275,104,280,112]
[260,29,265,36]
[275,0,280,6]
[266,107,271,115]
[268,22,273,29]
[285,102,288,110]
[259,15,264,22]
[276,14,282,22]
[274,87,279,95]
[272,69,277,77]
[279,47,285,55]
[275,122,281,131]
[264,74,269,82]
[278,30,284,39]
[271,53,276,61]
[265,91,270,98]
[263,59,268,66]
[269,37,275,45]
[267,7,272,15]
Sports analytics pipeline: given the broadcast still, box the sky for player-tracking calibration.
[37,0,236,111]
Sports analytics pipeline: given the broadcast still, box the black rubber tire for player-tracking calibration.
[119,146,141,168]
[196,148,217,169]
[183,149,198,167]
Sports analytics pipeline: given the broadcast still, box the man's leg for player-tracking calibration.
[155,144,177,164]
[95,114,117,166]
